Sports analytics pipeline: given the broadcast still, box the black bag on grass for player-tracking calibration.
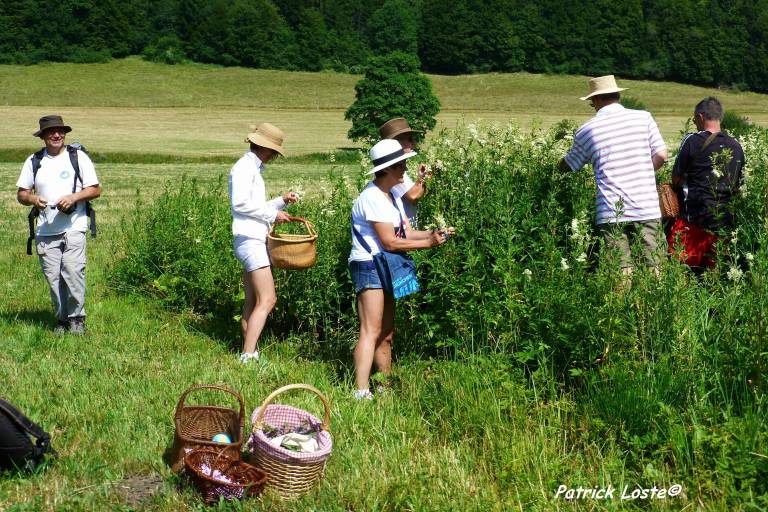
[0,398,55,472]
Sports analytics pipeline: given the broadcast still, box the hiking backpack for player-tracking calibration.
[26,143,97,255]
[0,398,55,472]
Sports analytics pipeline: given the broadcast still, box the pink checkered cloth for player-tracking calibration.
[248,404,332,464]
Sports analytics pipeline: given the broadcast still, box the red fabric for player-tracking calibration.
[667,218,718,268]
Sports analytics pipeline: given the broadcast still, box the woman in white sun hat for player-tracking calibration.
[228,123,298,363]
[348,139,454,400]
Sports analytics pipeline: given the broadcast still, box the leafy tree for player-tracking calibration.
[368,0,419,56]
[345,51,440,143]
[418,0,475,73]
[225,0,298,69]
[294,7,331,71]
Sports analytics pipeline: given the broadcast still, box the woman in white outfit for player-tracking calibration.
[228,123,298,363]
[348,139,453,399]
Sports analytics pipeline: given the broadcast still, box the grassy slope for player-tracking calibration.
[1,57,767,156]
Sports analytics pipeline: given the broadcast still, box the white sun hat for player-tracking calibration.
[368,139,417,174]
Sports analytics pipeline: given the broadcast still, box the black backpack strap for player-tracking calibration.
[66,145,97,238]
[0,398,53,461]
[67,145,81,193]
[26,209,39,256]
[30,149,45,188]
[26,149,46,256]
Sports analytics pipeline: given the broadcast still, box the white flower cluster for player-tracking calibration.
[727,266,744,283]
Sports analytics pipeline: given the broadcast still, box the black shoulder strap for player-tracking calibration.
[694,132,719,159]
[66,145,97,238]
[67,145,82,192]
[30,148,46,189]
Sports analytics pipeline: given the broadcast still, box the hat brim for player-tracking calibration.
[580,87,628,101]
[368,151,417,174]
[33,125,72,137]
[245,133,285,156]
[384,127,423,139]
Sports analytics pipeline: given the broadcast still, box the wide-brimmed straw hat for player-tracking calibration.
[33,115,72,137]
[245,123,285,156]
[368,139,417,174]
[579,75,628,101]
[379,118,422,140]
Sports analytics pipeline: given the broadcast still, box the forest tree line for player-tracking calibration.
[2,0,767,92]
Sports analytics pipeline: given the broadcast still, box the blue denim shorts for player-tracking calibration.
[349,260,382,293]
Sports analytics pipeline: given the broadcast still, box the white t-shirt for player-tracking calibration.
[349,182,407,262]
[16,148,99,236]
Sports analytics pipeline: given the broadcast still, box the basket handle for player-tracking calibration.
[252,384,331,433]
[270,216,317,237]
[174,384,246,433]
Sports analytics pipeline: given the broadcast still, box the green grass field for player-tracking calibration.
[1,57,767,157]
[1,60,766,511]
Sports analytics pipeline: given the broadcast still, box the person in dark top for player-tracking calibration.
[668,97,745,270]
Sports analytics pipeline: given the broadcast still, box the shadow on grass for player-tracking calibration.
[181,314,241,353]
[0,308,53,330]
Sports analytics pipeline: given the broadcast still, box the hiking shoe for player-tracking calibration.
[69,317,86,336]
[239,351,260,364]
[353,389,374,401]
[53,320,69,334]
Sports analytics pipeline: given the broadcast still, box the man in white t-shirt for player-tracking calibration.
[16,115,102,334]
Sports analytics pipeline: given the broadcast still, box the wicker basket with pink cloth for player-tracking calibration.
[247,384,332,499]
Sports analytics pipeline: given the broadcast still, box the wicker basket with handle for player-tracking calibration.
[248,384,332,499]
[168,384,245,472]
[185,448,267,504]
[658,183,680,219]
[267,216,318,270]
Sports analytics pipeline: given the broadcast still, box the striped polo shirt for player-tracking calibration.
[565,103,666,224]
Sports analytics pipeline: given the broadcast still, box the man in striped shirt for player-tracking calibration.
[559,75,668,277]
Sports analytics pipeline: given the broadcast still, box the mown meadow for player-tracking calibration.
[1,61,767,511]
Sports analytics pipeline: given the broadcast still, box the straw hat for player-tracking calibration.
[379,118,421,139]
[579,75,628,101]
[33,115,72,137]
[368,139,417,174]
[245,123,285,156]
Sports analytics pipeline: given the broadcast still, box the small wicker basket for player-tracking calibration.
[185,448,267,505]
[658,183,680,219]
[168,384,245,472]
[248,384,332,499]
[267,216,318,270]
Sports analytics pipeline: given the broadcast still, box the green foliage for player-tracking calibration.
[368,0,419,57]
[722,110,756,138]
[3,0,768,92]
[110,176,241,330]
[344,51,440,143]
[619,95,648,111]
[141,35,186,65]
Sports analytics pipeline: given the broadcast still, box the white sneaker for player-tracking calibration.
[239,351,259,363]
[353,389,374,400]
